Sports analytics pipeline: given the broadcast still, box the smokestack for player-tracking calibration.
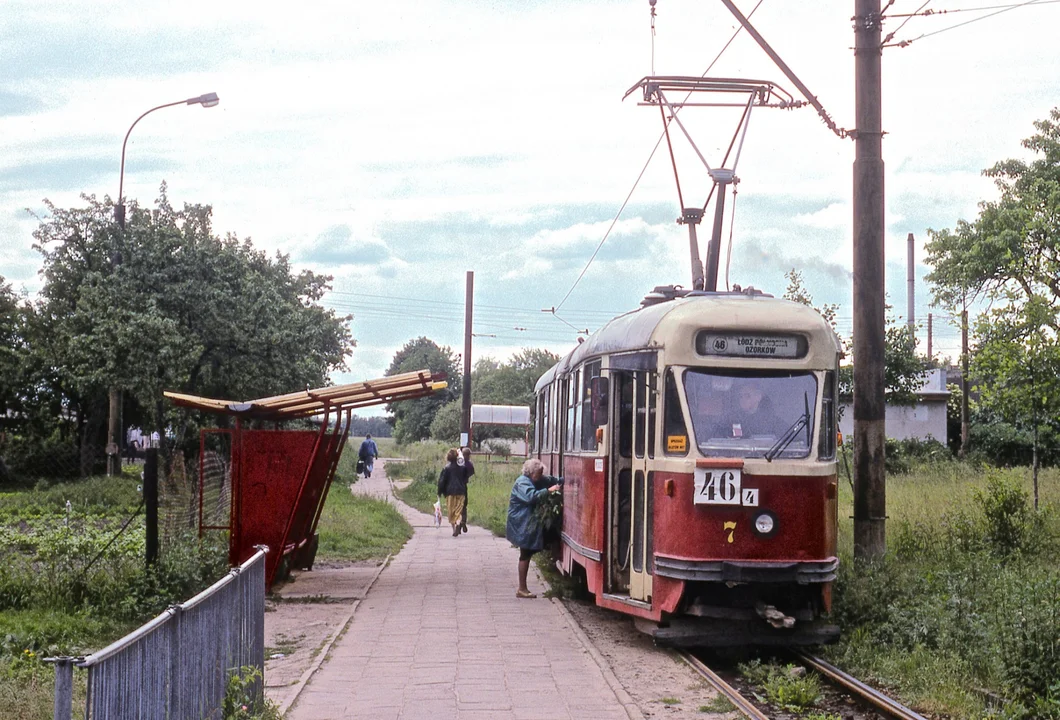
[907,233,915,332]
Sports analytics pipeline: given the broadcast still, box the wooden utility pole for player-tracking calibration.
[852,0,887,559]
[460,271,474,448]
[107,389,121,476]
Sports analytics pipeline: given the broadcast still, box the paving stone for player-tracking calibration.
[283,459,634,720]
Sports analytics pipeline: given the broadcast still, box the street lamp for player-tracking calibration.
[107,92,220,477]
[114,92,220,229]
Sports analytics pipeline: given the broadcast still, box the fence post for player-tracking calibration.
[145,447,159,565]
[168,604,182,719]
[48,657,73,720]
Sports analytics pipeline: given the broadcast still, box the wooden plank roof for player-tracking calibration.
[164,369,448,420]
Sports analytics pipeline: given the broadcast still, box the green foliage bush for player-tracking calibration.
[968,417,1060,468]
[833,468,1060,709]
[0,432,86,484]
[883,437,952,475]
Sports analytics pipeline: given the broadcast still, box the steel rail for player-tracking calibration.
[795,652,929,720]
[678,651,769,720]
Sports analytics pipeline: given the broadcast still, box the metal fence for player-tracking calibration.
[49,547,266,720]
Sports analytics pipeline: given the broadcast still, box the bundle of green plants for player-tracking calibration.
[737,659,822,713]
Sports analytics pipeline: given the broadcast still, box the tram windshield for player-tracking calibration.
[683,369,818,459]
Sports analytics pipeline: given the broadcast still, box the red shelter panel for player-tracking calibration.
[234,430,319,584]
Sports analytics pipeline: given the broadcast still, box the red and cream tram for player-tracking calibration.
[534,286,842,646]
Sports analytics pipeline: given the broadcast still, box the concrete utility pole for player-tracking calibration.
[960,307,970,458]
[852,0,887,559]
[460,271,474,448]
[906,232,915,332]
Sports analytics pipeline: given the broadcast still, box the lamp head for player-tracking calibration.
[188,92,220,108]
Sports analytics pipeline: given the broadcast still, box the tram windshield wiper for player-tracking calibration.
[765,391,811,462]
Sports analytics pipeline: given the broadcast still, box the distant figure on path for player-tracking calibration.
[437,448,470,537]
[458,447,474,533]
[505,458,561,599]
[358,434,378,478]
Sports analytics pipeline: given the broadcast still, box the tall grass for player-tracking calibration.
[316,453,412,561]
[830,458,1060,718]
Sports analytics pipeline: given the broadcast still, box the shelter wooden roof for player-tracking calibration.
[164,370,448,420]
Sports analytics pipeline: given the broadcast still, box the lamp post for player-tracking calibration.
[114,92,220,229]
[107,92,220,477]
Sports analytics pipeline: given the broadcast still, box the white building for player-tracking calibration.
[838,368,949,443]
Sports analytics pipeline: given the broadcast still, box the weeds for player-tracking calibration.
[831,462,1060,717]
[700,695,734,713]
[222,666,282,720]
[738,659,821,712]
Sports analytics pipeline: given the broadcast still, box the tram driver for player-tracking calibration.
[729,381,778,439]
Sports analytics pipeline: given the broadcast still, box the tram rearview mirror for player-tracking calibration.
[590,377,609,426]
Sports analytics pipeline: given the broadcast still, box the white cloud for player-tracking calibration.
[2,0,1058,384]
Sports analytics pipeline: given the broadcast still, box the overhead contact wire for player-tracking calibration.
[552,0,764,313]
[885,0,1045,46]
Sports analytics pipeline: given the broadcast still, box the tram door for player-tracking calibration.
[608,369,657,601]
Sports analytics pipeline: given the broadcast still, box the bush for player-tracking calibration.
[0,432,86,485]
[884,437,952,475]
[967,418,1060,468]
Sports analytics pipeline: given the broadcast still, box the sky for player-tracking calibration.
[2,0,1059,412]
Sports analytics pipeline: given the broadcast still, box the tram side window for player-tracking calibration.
[647,371,657,460]
[580,360,601,451]
[572,370,582,451]
[818,370,837,460]
[565,371,581,452]
[542,386,551,453]
[534,393,543,453]
[663,369,689,456]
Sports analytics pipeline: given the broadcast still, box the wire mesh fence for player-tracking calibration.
[159,431,232,546]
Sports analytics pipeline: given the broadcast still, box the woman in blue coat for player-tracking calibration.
[506,458,561,598]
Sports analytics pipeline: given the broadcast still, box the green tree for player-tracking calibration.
[926,108,1060,471]
[0,278,22,422]
[971,298,1060,506]
[783,269,926,406]
[24,190,354,470]
[473,349,560,409]
[926,108,1060,324]
[385,337,461,444]
[428,399,462,444]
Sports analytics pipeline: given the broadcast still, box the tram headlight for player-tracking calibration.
[753,511,778,537]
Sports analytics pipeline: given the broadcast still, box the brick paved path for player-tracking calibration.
[285,459,639,720]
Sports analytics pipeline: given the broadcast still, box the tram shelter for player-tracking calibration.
[165,370,447,588]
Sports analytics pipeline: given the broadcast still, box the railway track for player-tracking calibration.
[678,649,930,720]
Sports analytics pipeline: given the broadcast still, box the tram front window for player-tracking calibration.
[684,370,818,459]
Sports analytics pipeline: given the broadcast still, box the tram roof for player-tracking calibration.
[535,292,841,391]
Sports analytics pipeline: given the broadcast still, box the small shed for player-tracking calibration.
[839,368,950,443]
[470,404,531,456]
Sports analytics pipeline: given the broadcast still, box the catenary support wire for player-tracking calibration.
[551,1,765,312]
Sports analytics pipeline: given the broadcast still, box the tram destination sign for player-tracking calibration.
[696,332,805,359]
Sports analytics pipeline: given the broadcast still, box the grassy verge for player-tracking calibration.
[389,442,524,537]
[0,469,230,720]
[316,453,412,561]
[828,461,1060,718]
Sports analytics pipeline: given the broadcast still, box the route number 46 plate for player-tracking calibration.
[693,467,759,506]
